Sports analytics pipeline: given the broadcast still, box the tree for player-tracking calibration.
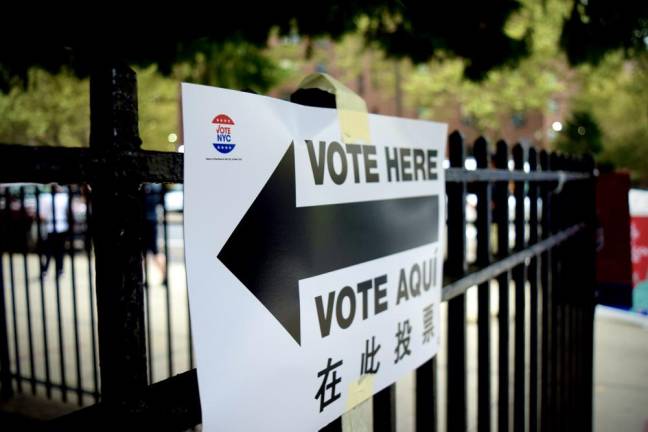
[571,52,648,183]
[560,0,648,66]
[554,111,603,155]
[402,0,571,140]
[2,0,645,89]
[0,56,286,151]
[0,68,89,147]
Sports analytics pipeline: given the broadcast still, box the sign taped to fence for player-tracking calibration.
[182,83,446,431]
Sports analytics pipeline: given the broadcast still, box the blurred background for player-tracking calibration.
[0,0,646,184]
[1,0,648,430]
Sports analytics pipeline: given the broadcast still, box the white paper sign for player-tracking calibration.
[182,83,446,431]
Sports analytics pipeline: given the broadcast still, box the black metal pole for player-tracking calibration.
[562,156,575,432]
[19,187,37,395]
[539,150,553,432]
[549,153,562,430]
[67,185,84,405]
[374,385,396,432]
[446,131,467,432]
[494,140,510,432]
[34,187,53,399]
[0,192,12,399]
[582,154,596,432]
[6,189,22,395]
[82,186,100,402]
[512,144,526,432]
[416,356,437,432]
[528,149,539,432]
[50,187,67,402]
[89,62,148,402]
[474,136,491,432]
[162,185,173,378]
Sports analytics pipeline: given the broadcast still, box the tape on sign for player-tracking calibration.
[298,72,371,145]
[346,374,375,410]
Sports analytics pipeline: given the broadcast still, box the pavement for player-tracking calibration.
[593,306,648,432]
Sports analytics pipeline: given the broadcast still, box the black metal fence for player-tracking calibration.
[0,183,190,407]
[0,63,596,432]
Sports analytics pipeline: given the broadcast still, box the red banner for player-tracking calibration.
[631,216,648,287]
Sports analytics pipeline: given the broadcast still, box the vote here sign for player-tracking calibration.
[182,83,447,431]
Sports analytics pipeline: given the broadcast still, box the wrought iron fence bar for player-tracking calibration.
[1,143,593,186]
[82,186,100,403]
[512,144,527,432]
[373,386,395,432]
[89,63,148,402]
[5,188,23,395]
[161,185,173,379]
[539,150,553,432]
[0,145,183,184]
[445,168,589,182]
[494,140,510,432]
[34,186,53,399]
[48,369,201,432]
[474,136,491,432]
[446,131,467,432]
[50,187,69,403]
[415,357,437,432]
[528,148,540,432]
[442,224,584,302]
[67,185,84,406]
[0,210,11,399]
[549,153,562,428]
[19,187,37,396]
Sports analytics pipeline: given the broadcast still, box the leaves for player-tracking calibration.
[570,52,648,183]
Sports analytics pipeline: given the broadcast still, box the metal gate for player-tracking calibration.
[0,63,596,432]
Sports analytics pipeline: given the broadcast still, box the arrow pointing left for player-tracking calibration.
[218,143,439,345]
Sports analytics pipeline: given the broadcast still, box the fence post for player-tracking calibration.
[494,140,510,432]
[474,136,491,432]
[582,154,597,432]
[0,224,12,399]
[528,148,539,432]
[89,62,148,402]
[539,150,552,432]
[446,131,467,432]
[549,153,562,429]
[512,144,526,432]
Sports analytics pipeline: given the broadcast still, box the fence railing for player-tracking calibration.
[0,63,596,432]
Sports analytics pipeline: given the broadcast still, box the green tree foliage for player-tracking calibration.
[0,3,525,89]
[0,68,89,147]
[0,53,286,151]
[1,1,646,177]
[555,111,603,155]
[560,0,648,66]
[571,52,648,183]
[174,40,287,94]
[403,0,570,136]
[4,0,645,89]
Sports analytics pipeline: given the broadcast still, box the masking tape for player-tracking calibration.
[346,374,375,410]
[298,72,371,145]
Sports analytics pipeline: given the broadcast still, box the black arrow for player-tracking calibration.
[218,143,439,345]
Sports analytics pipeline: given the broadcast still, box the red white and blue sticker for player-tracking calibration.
[212,114,236,154]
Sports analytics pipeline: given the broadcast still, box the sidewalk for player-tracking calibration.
[594,306,648,432]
